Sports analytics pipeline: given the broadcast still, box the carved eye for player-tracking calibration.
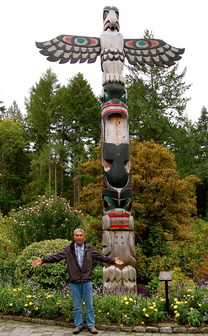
[103,10,109,20]
[115,10,119,19]
[103,196,115,211]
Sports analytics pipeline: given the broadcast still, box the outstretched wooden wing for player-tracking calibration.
[36,35,101,64]
[124,39,184,67]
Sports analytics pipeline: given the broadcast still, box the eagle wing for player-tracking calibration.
[36,35,101,64]
[123,38,184,67]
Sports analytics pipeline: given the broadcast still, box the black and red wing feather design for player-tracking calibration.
[36,35,101,64]
[123,38,185,67]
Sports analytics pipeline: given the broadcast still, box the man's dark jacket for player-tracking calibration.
[41,241,115,283]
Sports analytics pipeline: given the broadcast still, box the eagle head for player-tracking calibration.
[103,6,120,32]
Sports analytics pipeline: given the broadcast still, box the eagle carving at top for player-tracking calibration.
[36,6,184,86]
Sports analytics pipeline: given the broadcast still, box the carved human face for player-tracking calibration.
[74,231,85,245]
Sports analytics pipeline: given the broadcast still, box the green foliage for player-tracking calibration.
[0,118,30,214]
[93,293,167,326]
[92,265,103,287]
[0,281,208,326]
[134,244,148,284]
[25,68,60,151]
[0,282,73,319]
[170,283,208,326]
[6,196,82,248]
[145,276,160,296]
[0,215,19,284]
[15,238,70,287]
[126,30,191,144]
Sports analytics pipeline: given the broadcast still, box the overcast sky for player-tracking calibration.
[1,0,207,122]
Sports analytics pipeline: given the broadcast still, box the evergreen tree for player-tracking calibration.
[55,72,100,205]
[0,100,6,120]
[6,101,24,124]
[126,30,191,145]
[25,68,60,151]
[194,106,208,218]
[25,68,61,198]
[0,119,30,214]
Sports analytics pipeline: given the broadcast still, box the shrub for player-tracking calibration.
[0,281,208,326]
[0,216,18,284]
[6,196,82,248]
[15,238,70,288]
[0,282,73,319]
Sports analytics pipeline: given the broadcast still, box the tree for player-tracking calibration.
[0,119,30,214]
[55,73,100,205]
[130,140,198,255]
[25,68,61,198]
[25,68,60,151]
[193,106,208,218]
[6,101,24,124]
[126,30,191,145]
[0,100,6,120]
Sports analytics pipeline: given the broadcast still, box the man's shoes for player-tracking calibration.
[88,327,98,334]
[73,327,83,334]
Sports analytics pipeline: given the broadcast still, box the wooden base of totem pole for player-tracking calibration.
[102,211,137,293]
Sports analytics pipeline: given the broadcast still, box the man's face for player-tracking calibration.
[74,231,85,245]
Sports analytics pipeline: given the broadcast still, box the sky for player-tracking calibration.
[0,0,207,122]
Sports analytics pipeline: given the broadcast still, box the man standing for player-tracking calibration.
[32,228,124,334]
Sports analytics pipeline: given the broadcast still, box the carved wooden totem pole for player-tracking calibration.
[36,6,184,292]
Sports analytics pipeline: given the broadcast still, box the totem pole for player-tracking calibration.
[36,6,184,292]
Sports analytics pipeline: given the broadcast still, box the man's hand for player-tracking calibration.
[115,257,124,265]
[31,257,42,267]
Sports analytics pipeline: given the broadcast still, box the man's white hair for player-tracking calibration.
[74,228,85,234]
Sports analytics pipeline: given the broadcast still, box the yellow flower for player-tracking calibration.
[29,302,33,306]
[129,298,133,302]
[190,307,193,311]
[198,303,202,307]
[26,295,32,299]
[154,309,158,312]
[123,296,128,301]
[124,314,127,318]
[34,306,39,311]
[107,312,110,315]
[174,298,177,301]
[142,308,146,312]
[175,313,180,318]
[24,304,28,307]
[174,310,178,314]
[12,289,17,292]
[174,305,177,309]
[148,306,154,310]
[9,303,13,306]
[18,287,22,291]
[160,298,165,302]
[125,301,129,305]
[141,321,144,325]
[145,314,149,318]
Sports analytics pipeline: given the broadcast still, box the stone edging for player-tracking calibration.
[1,314,208,333]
